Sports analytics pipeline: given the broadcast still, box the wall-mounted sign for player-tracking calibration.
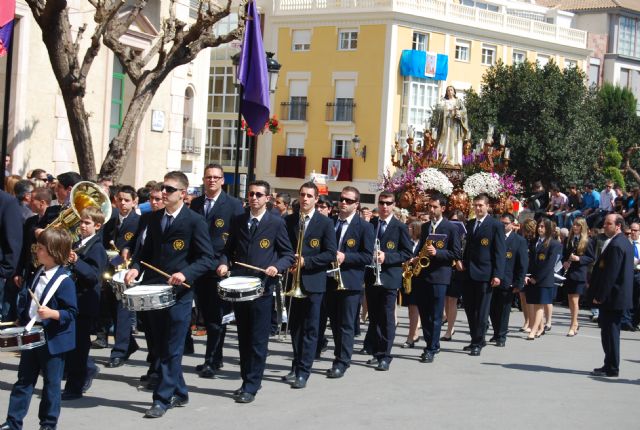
[151,110,165,132]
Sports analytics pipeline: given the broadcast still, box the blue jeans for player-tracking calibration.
[565,210,582,229]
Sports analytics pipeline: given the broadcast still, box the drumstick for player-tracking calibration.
[234,261,267,273]
[28,289,42,308]
[0,320,18,327]
[140,261,191,288]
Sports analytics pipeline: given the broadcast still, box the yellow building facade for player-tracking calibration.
[261,0,591,202]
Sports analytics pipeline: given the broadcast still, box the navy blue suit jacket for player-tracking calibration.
[18,266,78,355]
[366,216,413,290]
[562,237,594,283]
[102,211,140,253]
[463,216,506,282]
[415,218,462,285]
[587,233,634,310]
[190,191,244,271]
[329,215,374,291]
[528,239,562,289]
[71,235,107,317]
[0,189,23,279]
[131,206,214,296]
[501,233,528,290]
[220,211,295,295]
[285,211,337,293]
[16,213,40,279]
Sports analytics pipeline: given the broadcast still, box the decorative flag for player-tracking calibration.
[237,0,270,133]
[400,49,449,81]
[0,0,16,57]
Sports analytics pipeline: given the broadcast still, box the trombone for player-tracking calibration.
[285,213,307,299]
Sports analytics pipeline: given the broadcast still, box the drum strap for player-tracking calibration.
[25,274,69,332]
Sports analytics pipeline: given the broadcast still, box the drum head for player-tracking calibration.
[111,270,128,285]
[0,327,23,335]
[219,276,262,291]
[124,285,172,296]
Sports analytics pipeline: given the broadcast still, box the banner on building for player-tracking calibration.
[400,50,448,81]
[0,0,16,56]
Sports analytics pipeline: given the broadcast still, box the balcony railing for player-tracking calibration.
[182,127,202,155]
[281,101,309,121]
[273,0,587,48]
[326,100,356,122]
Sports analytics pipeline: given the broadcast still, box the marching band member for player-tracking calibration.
[190,164,243,378]
[2,229,77,430]
[461,193,505,356]
[413,193,461,363]
[63,207,107,400]
[489,213,528,347]
[325,186,374,378]
[283,182,336,389]
[365,192,412,370]
[216,180,294,403]
[124,171,213,418]
[102,185,140,367]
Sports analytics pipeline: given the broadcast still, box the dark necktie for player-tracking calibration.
[335,219,345,247]
[249,218,258,236]
[204,198,214,217]
[163,214,173,233]
[474,220,481,234]
[378,220,387,240]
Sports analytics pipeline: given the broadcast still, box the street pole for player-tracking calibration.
[233,84,243,198]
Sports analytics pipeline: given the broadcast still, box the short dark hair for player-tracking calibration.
[148,183,162,193]
[164,171,189,189]
[117,185,138,200]
[57,172,82,189]
[473,193,490,204]
[249,180,271,195]
[204,163,224,174]
[32,187,52,204]
[342,186,360,202]
[299,181,318,197]
[429,192,447,207]
[611,213,625,227]
[37,228,72,266]
[317,195,333,208]
[500,213,515,223]
[276,192,291,206]
[137,187,150,204]
[378,191,395,202]
[15,179,34,201]
[30,168,47,179]
[585,182,595,190]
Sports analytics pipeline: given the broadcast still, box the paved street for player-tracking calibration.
[1,305,638,429]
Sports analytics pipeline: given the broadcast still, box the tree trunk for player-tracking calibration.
[60,92,97,180]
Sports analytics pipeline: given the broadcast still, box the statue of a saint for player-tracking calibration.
[436,85,468,166]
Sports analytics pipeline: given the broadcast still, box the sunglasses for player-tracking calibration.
[248,191,266,198]
[161,185,183,193]
[378,201,394,206]
[340,196,358,205]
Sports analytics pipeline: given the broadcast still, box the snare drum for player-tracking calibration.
[110,270,128,302]
[218,276,264,302]
[0,326,46,351]
[123,285,176,311]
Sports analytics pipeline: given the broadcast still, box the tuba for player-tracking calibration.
[44,181,112,242]
[285,213,307,299]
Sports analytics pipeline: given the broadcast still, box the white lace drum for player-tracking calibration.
[123,285,176,311]
[110,270,128,302]
[0,326,46,351]
[218,276,264,302]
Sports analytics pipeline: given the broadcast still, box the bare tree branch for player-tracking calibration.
[623,145,640,185]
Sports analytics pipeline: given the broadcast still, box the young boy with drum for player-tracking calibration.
[63,207,108,400]
[1,228,78,430]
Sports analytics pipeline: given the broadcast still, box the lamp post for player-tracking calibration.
[352,134,366,161]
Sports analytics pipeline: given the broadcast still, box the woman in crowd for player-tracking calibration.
[519,218,537,333]
[401,220,422,348]
[441,210,466,341]
[561,217,592,337]
[525,218,562,339]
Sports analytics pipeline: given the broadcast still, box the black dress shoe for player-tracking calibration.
[91,337,107,349]
[291,376,307,389]
[281,372,296,383]
[39,426,55,430]
[61,391,82,401]
[235,392,255,403]
[144,404,166,418]
[366,357,380,366]
[327,367,345,379]
[199,364,216,379]
[420,352,435,363]
[169,395,189,408]
[591,367,619,377]
[105,357,125,368]
[495,341,506,347]
[488,336,497,343]
[469,347,481,356]
[82,367,99,393]
[376,359,390,371]
[196,363,205,372]
[146,374,160,390]
[0,422,10,430]
[358,347,371,355]
[462,344,473,351]
[544,325,552,333]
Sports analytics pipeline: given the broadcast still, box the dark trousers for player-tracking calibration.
[1,278,19,322]
[64,316,96,394]
[326,289,360,370]
[149,291,192,408]
[415,281,447,353]
[316,294,328,355]
[109,299,138,359]
[289,292,323,380]
[490,288,514,343]
[365,286,398,361]
[6,347,65,429]
[195,281,227,367]
[463,280,492,348]
[235,294,272,395]
[599,309,622,373]
[139,311,158,376]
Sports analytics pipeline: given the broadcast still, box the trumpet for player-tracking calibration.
[285,213,307,299]
[367,238,383,286]
[327,259,347,291]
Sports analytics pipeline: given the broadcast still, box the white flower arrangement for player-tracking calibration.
[463,172,501,198]
[414,168,454,196]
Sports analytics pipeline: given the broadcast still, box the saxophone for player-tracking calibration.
[402,239,432,294]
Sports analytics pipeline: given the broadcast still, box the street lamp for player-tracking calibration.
[266,52,281,94]
[352,134,366,161]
